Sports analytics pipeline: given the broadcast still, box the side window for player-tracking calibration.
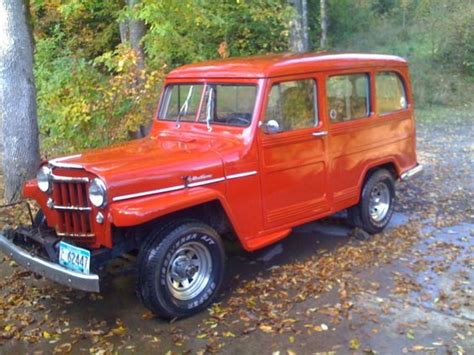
[263,79,317,133]
[327,74,370,123]
[375,72,407,115]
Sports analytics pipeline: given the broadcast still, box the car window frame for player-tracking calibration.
[325,72,372,125]
[158,82,259,128]
[197,83,258,128]
[375,70,409,117]
[262,77,319,134]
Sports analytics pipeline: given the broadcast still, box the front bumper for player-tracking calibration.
[0,232,100,292]
[400,163,423,181]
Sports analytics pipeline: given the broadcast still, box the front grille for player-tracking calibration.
[52,178,94,238]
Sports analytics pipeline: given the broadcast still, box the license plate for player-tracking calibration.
[59,241,91,274]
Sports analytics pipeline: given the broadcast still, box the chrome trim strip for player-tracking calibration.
[226,171,257,180]
[52,174,89,183]
[112,171,258,202]
[112,184,186,202]
[187,177,225,187]
[49,162,83,169]
[50,161,84,169]
[50,155,83,169]
[0,233,100,292]
[400,164,423,181]
[57,232,95,238]
[53,205,91,211]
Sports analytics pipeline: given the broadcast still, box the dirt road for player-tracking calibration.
[0,107,472,354]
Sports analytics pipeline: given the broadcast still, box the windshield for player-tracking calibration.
[160,83,257,127]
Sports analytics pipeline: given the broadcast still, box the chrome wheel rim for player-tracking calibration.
[369,182,391,222]
[166,239,212,301]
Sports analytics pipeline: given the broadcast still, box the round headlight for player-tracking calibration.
[37,166,51,192]
[89,178,107,208]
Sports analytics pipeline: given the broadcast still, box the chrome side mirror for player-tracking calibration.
[262,119,281,134]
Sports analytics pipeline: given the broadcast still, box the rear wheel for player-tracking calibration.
[348,169,395,234]
[137,220,225,319]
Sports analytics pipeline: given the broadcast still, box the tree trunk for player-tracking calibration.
[121,0,147,138]
[127,0,145,72]
[320,0,328,49]
[301,0,309,51]
[0,0,40,202]
[288,0,309,52]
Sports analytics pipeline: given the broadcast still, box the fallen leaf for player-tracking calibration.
[349,338,360,350]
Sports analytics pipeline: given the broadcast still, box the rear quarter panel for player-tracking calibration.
[325,66,417,210]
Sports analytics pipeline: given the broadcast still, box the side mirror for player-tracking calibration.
[262,119,281,134]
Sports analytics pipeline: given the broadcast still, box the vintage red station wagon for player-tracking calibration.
[0,52,422,318]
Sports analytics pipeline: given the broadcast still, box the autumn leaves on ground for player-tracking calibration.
[0,107,473,353]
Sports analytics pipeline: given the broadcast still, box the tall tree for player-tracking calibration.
[120,0,147,137]
[0,0,40,202]
[288,0,309,52]
[120,0,146,71]
[320,0,328,48]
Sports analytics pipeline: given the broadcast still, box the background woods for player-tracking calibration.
[0,0,473,199]
[30,0,474,155]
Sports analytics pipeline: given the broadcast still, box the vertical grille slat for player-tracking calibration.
[60,183,72,235]
[51,174,94,239]
[68,183,81,234]
[52,182,65,232]
[76,184,88,233]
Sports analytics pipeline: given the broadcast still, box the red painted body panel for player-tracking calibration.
[23,52,418,251]
[168,52,407,79]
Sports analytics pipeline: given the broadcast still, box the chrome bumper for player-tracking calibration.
[0,233,100,292]
[400,163,423,181]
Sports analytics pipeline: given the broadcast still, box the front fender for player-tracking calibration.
[109,187,240,234]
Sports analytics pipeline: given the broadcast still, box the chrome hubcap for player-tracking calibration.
[166,240,212,301]
[369,182,391,222]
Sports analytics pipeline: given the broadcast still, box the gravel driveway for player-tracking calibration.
[0,106,472,354]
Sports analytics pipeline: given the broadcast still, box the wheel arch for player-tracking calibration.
[109,188,241,246]
[356,159,399,200]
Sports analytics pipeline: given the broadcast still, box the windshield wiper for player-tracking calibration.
[176,86,194,127]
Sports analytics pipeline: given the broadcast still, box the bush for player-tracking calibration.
[33,0,292,155]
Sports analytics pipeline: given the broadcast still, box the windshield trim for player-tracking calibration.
[158,82,259,128]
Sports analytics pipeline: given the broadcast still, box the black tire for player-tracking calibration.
[348,169,395,234]
[135,219,194,309]
[137,220,225,319]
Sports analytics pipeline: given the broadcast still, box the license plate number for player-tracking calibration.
[59,241,91,274]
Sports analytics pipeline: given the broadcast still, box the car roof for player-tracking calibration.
[167,52,408,79]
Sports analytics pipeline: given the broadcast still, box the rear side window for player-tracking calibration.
[327,74,370,123]
[375,72,407,115]
[263,79,317,133]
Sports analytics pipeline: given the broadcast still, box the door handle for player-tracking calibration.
[312,131,328,137]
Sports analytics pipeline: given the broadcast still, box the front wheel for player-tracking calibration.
[348,169,395,234]
[137,220,225,319]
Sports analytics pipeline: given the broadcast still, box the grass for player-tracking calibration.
[334,10,474,110]
[415,104,474,124]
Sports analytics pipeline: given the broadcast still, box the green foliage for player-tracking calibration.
[327,0,373,46]
[371,0,397,15]
[32,0,291,154]
[35,34,107,154]
[138,0,292,67]
[332,0,473,107]
[31,0,473,155]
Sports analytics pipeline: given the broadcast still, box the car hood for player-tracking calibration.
[49,133,229,200]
